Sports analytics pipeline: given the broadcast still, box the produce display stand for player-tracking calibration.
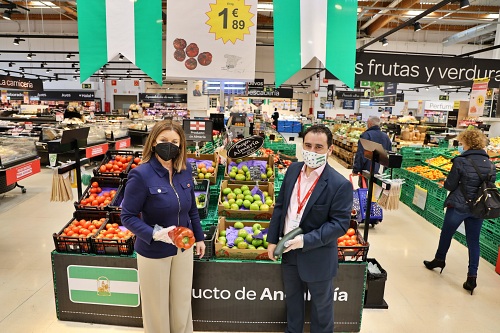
[0,157,41,194]
[51,252,366,332]
[50,138,368,332]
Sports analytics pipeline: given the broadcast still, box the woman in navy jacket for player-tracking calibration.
[424,129,494,295]
[121,120,205,333]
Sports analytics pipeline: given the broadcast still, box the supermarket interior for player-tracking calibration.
[1,1,500,333]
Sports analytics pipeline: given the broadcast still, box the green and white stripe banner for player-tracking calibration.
[273,0,357,88]
[77,0,163,84]
[67,265,140,307]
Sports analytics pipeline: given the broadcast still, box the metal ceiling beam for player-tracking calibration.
[442,23,498,46]
[456,44,500,57]
[359,0,454,50]
[365,0,421,35]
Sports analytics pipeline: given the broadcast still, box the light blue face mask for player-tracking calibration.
[458,146,464,154]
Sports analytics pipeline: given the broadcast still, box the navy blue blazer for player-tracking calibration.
[121,156,204,259]
[268,162,352,282]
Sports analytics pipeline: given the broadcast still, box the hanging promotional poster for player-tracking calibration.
[166,0,257,80]
[188,80,209,110]
[468,78,490,117]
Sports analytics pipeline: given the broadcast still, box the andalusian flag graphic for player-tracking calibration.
[273,0,357,88]
[67,265,140,307]
[77,0,163,84]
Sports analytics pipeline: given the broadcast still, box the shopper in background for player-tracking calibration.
[121,120,205,333]
[267,125,352,333]
[424,129,493,295]
[272,108,280,128]
[352,116,392,186]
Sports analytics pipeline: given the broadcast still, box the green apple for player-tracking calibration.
[262,191,269,198]
[236,174,246,181]
[236,159,243,163]
[236,193,245,200]
[222,188,232,195]
[235,199,244,207]
[233,188,242,195]
[248,244,256,250]
[242,165,249,173]
[237,241,248,249]
[234,221,244,229]
[257,246,265,250]
[265,199,274,206]
[245,234,253,243]
[254,200,263,207]
[250,203,260,211]
[220,230,227,237]
[243,200,251,209]
[252,223,262,231]
[205,172,212,178]
[238,229,248,238]
[229,171,237,179]
[253,230,262,237]
[241,185,250,192]
[222,201,230,209]
[228,198,236,205]
[253,194,261,202]
[243,190,252,196]
[230,203,239,210]
[259,204,270,211]
[231,166,238,172]
[252,239,263,247]
[244,195,254,202]
[234,236,244,245]
[267,170,273,178]
[261,174,267,180]
[218,236,227,245]
[227,193,236,200]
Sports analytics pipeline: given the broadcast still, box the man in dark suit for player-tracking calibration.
[267,125,353,333]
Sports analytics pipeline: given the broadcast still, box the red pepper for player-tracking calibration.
[168,227,195,249]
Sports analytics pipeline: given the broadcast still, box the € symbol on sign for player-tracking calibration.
[232,8,238,17]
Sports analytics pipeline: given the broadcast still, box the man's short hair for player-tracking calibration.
[368,116,380,127]
[303,124,333,147]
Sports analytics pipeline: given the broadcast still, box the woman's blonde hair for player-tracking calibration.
[141,121,187,172]
[457,129,488,150]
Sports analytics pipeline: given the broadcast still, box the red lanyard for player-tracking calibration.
[296,172,321,215]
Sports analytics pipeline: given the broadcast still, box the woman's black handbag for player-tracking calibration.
[461,158,500,219]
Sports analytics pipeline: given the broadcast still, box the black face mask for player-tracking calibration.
[153,142,179,161]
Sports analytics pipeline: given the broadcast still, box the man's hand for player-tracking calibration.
[283,235,304,253]
[267,243,277,261]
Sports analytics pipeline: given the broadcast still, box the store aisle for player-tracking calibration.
[0,143,500,332]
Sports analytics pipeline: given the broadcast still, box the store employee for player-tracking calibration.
[267,125,352,333]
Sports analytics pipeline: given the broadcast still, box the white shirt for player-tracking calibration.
[283,163,326,235]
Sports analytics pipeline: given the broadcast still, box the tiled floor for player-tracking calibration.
[1,135,500,332]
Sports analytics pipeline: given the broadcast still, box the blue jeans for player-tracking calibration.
[436,207,483,276]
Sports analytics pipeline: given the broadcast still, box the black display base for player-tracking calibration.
[364,299,389,309]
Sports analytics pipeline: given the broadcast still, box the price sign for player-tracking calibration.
[190,161,199,177]
[249,166,261,181]
[206,0,255,44]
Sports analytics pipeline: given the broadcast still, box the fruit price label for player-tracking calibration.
[205,0,255,44]
[190,161,199,177]
[249,166,261,181]
[166,0,257,80]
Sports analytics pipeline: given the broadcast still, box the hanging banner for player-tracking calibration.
[77,0,163,84]
[166,0,257,80]
[342,99,355,110]
[34,91,95,101]
[247,79,264,91]
[468,78,490,117]
[273,0,357,88]
[384,82,397,96]
[188,80,209,110]
[326,52,500,87]
[138,93,187,103]
[335,91,364,100]
[327,85,335,102]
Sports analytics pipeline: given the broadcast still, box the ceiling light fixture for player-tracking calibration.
[413,22,422,32]
[381,38,388,46]
[46,69,51,73]
[8,62,14,67]
[20,67,24,72]
[458,0,470,9]
[425,87,429,91]
[118,77,122,81]
[71,63,76,68]
[13,38,25,45]
[66,54,74,60]
[27,53,35,59]
[41,62,45,68]
[119,54,124,61]
[2,9,19,20]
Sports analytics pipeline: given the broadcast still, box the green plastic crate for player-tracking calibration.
[479,243,499,266]
[425,210,444,229]
[425,195,445,217]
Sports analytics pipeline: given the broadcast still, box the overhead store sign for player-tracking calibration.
[166,0,257,81]
[34,91,95,101]
[326,52,500,87]
[335,91,364,100]
[370,96,396,107]
[425,101,453,111]
[0,75,43,91]
[247,79,264,91]
[139,93,187,103]
[183,119,213,142]
[247,87,293,98]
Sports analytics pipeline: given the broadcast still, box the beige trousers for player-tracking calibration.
[137,248,194,333]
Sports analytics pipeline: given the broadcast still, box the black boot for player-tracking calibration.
[423,258,446,273]
[463,276,477,295]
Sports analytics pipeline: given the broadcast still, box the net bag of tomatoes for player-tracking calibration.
[169,227,196,249]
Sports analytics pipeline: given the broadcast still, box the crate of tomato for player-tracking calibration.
[91,212,135,256]
[53,210,108,254]
[93,150,136,178]
[74,176,123,211]
[337,220,369,261]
